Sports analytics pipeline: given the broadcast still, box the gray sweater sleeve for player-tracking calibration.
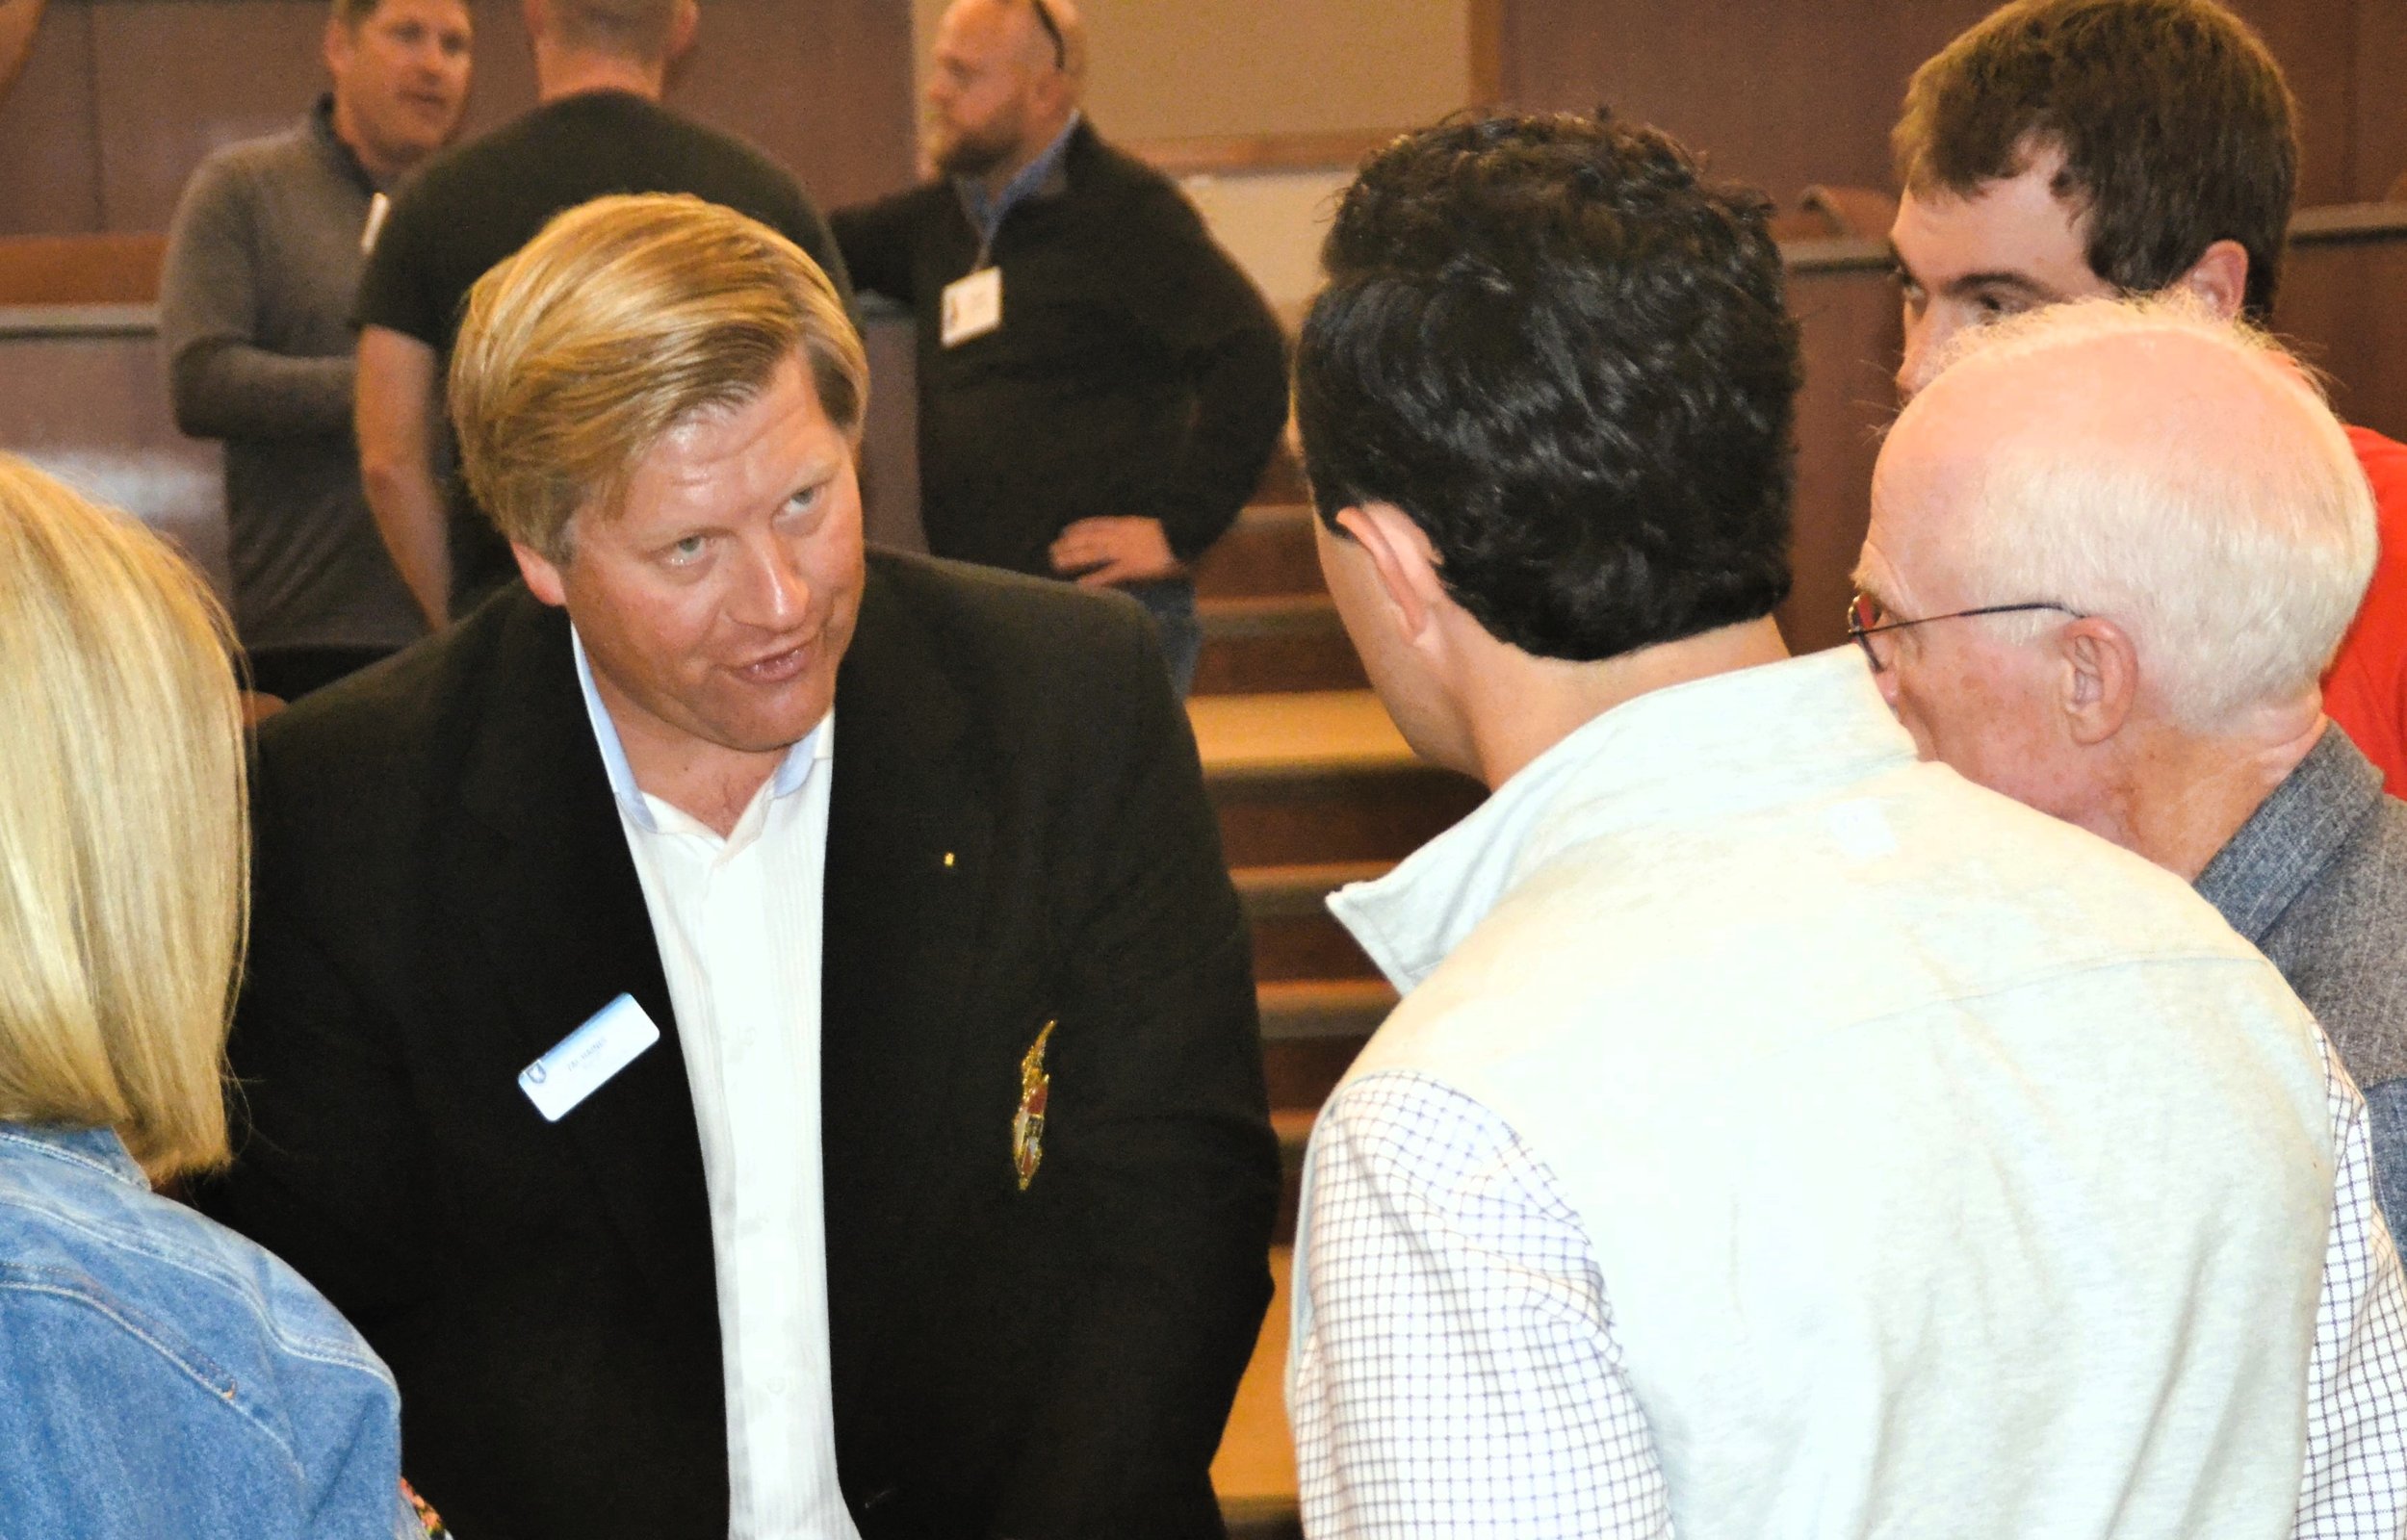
[159,152,356,442]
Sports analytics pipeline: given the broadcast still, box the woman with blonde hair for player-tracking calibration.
[0,454,411,1537]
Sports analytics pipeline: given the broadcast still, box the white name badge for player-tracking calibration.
[941,266,1003,347]
[519,994,660,1122]
[360,192,390,257]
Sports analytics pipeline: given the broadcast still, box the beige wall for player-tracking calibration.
[906,0,1473,321]
[911,0,1472,142]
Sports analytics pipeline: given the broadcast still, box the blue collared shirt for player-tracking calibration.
[956,110,1083,263]
[0,1122,414,1538]
[571,627,823,837]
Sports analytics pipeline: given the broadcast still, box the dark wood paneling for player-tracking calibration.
[2356,0,2407,199]
[90,0,324,231]
[1778,261,1898,655]
[0,316,227,587]
[1497,0,2400,212]
[1496,0,1990,205]
[673,0,916,209]
[2229,0,2358,206]
[0,0,913,236]
[452,0,915,210]
[0,4,100,233]
[2273,227,2407,445]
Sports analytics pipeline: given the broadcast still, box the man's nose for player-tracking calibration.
[740,538,812,626]
[1897,311,1952,400]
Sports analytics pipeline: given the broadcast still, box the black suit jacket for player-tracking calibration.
[201,553,1279,1540]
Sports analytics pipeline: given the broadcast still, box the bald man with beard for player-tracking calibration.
[831,0,1286,696]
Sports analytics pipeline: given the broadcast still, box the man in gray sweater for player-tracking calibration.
[160,0,471,701]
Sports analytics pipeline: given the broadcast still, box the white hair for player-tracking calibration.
[1923,295,2376,733]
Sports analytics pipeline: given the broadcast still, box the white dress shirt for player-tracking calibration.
[575,631,860,1540]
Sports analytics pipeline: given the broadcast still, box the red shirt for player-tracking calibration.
[2325,424,2407,796]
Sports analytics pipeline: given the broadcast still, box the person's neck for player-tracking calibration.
[1458,615,1791,790]
[535,45,664,104]
[328,97,410,187]
[2100,702,2326,882]
[971,108,1074,201]
[595,686,785,839]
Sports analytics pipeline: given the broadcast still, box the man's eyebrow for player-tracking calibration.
[1885,246,2060,302]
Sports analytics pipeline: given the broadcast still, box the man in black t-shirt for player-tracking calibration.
[354,0,847,625]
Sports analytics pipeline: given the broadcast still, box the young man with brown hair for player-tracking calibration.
[1889,0,2407,795]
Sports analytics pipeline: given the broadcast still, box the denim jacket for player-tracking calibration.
[0,1122,413,1539]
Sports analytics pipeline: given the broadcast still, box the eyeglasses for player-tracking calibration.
[1846,590,2083,672]
[1028,0,1067,70]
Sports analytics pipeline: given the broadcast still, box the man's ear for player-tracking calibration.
[2056,615,2138,746]
[514,539,568,607]
[665,0,698,63]
[323,13,350,78]
[1334,502,1447,642]
[2176,240,2250,321]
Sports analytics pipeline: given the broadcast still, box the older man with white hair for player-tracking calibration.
[1855,295,2407,1250]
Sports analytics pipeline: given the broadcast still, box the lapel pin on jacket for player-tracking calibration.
[1013,1020,1054,1191]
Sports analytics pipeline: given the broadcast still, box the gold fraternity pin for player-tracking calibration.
[1012,1020,1054,1192]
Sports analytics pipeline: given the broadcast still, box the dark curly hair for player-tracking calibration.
[1294,113,1800,662]
[1894,0,2297,318]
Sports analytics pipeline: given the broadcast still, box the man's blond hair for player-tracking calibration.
[0,456,246,1180]
[450,192,867,560]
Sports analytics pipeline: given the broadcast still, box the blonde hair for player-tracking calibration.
[449,192,867,560]
[0,457,246,1179]
[1922,294,2375,732]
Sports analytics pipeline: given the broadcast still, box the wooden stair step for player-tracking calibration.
[1237,861,1387,984]
[1235,860,1390,919]
[1190,689,1416,781]
[1211,1245,1299,1531]
[1257,976,1394,1041]
[1193,590,1365,696]
[1194,503,1322,600]
[1194,690,1483,866]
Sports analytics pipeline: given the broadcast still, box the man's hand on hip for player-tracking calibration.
[1048,516,1184,587]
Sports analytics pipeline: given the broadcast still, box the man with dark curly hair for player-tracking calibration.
[1287,112,2401,1537]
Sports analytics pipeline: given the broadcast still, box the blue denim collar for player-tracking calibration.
[0,1123,145,1189]
[956,110,1083,252]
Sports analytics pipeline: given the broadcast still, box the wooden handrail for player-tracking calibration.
[1127,129,1403,177]
[5,202,2403,310]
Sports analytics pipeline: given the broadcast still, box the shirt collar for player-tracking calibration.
[957,110,1082,246]
[310,91,382,195]
[1330,648,1917,992]
[0,1123,146,1189]
[2194,724,2384,941]
[571,626,826,835]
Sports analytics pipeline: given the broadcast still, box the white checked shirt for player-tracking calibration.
[1293,1051,2407,1539]
[575,632,860,1540]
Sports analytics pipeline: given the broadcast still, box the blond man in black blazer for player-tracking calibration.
[199,193,1277,1540]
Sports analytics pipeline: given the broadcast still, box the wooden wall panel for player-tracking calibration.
[1778,264,1897,655]
[1496,0,2403,211]
[0,322,228,587]
[2357,0,2407,198]
[0,0,913,236]
[0,5,101,233]
[90,0,324,231]
[2273,237,2407,444]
